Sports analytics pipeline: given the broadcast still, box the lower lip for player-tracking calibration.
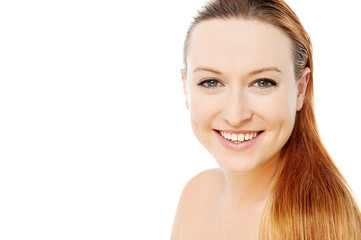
[214,130,263,151]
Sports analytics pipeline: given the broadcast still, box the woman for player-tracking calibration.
[171,0,361,239]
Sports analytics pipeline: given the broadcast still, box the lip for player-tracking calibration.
[213,129,264,151]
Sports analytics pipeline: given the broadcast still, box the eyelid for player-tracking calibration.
[197,78,225,88]
[250,78,278,87]
[196,77,278,88]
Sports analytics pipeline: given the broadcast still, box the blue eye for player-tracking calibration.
[252,78,278,88]
[198,79,223,88]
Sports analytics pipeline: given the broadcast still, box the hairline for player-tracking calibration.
[183,16,297,78]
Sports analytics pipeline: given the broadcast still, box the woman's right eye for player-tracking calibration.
[197,79,223,88]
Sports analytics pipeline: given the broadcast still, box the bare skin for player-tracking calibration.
[171,156,278,240]
[171,18,310,240]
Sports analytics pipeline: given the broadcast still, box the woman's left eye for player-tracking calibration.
[251,78,278,88]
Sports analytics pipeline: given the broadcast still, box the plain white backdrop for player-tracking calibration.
[0,0,360,239]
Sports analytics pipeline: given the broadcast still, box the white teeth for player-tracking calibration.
[249,132,257,140]
[231,134,237,141]
[245,133,250,141]
[226,133,232,140]
[219,131,260,143]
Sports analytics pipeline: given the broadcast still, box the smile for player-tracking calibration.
[217,130,263,144]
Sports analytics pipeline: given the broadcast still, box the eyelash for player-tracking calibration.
[197,79,223,89]
[250,78,278,88]
[197,78,278,89]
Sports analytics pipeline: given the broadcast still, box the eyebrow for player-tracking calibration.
[193,67,222,75]
[192,66,282,76]
[248,67,282,76]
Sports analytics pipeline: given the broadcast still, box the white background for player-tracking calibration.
[0,0,360,239]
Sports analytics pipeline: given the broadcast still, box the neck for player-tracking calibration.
[222,155,279,209]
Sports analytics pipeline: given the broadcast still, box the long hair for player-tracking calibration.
[183,0,361,239]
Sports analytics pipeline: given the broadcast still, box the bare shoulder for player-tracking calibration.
[171,168,225,239]
[182,168,224,198]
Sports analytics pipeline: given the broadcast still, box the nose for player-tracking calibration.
[222,89,253,127]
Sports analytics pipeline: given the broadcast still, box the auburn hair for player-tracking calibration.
[183,0,361,239]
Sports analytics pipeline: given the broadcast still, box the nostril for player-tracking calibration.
[222,102,253,127]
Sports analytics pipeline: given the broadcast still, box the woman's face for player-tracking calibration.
[183,19,309,173]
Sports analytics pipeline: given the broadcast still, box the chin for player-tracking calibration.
[216,157,265,174]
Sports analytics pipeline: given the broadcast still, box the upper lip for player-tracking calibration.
[214,129,263,134]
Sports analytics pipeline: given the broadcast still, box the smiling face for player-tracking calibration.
[183,19,309,173]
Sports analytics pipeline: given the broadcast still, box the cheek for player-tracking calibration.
[189,102,214,136]
[188,97,209,143]
[188,91,221,127]
[188,95,215,148]
[253,89,297,131]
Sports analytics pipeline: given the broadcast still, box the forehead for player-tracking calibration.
[187,19,293,76]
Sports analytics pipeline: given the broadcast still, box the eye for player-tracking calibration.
[197,79,224,88]
[251,78,278,88]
